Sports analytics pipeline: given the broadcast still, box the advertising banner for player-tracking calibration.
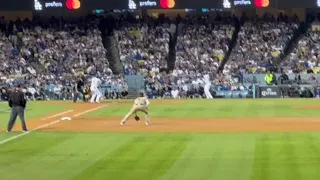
[259,86,281,98]
[232,0,253,7]
[129,0,230,9]
[231,0,280,8]
[1,0,319,12]
[130,0,320,9]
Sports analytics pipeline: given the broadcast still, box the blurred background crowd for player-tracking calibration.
[0,12,320,100]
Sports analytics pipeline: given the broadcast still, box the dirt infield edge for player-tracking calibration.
[5,101,318,133]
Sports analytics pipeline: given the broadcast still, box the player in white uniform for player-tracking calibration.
[203,74,213,99]
[90,76,102,103]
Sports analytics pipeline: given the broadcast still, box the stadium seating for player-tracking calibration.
[226,21,298,73]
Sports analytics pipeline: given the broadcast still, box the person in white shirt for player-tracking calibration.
[53,85,62,100]
[171,88,179,99]
[28,86,36,101]
[90,76,102,103]
[203,74,213,99]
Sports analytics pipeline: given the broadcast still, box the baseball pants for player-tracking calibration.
[73,87,85,102]
[204,84,213,99]
[121,105,150,125]
[90,88,102,103]
[7,106,28,131]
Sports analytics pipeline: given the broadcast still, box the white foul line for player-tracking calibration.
[0,131,31,144]
[72,105,107,117]
[41,110,74,120]
[0,105,107,145]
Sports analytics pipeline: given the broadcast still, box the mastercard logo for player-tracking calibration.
[254,0,269,7]
[160,0,175,9]
[66,0,81,10]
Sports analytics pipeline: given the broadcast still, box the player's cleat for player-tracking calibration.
[120,122,124,126]
[96,101,101,103]
[145,122,149,126]
[22,130,29,133]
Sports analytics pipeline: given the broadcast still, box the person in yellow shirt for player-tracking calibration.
[264,71,273,85]
[120,92,150,126]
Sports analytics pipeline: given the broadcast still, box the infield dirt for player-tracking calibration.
[8,101,320,133]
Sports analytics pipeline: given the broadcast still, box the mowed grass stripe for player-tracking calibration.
[160,134,256,180]
[250,134,320,180]
[87,99,320,118]
[74,134,190,180]
[0,132,72,178]
[284,134,302,180]
[0,133,136,180]
[298,134,320,180]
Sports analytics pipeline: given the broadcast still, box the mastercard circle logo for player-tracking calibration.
[66,0,81,10]
[254,0,269,7]
[160,0,175,9]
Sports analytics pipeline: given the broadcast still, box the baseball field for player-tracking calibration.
[1,99,320,180]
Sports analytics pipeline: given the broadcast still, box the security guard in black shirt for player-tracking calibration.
[7,85,28,132]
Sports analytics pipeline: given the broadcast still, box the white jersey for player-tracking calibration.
[203,74,211,84]
[91,77,101,89]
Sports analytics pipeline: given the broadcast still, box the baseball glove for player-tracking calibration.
[134,116,140,121]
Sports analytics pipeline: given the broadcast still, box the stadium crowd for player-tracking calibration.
[144,21,238,99]
[116,22,169,76]
[0,14,319,100]
[0,17,129,101]
[226,17,298,74]
[285,30,320,73]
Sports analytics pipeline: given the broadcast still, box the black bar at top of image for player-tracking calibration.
[83,0,128,10]
[0,0,33,11]
[276,0,319,8]
[175,0,225,8]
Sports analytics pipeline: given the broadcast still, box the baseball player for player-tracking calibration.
[203,74,213,99]
[120,92,150,126]
[90,76,102,103]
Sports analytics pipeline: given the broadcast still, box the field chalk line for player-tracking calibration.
[41,110,74,120]
[72,105,107,117]
[0,105,107,145]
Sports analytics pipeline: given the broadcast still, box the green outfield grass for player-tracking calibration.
[88,99,320,118]
[1,132,320,180]
[1,99,320,180]
[0,101,69,127]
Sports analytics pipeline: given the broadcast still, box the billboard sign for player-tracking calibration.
[233,0,252,6]
[34,0,68,11]
[45,1,63,8]
[259,86,281,98]
[25,0,320,12]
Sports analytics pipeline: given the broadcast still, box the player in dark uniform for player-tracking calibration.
[73,76,86,103]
